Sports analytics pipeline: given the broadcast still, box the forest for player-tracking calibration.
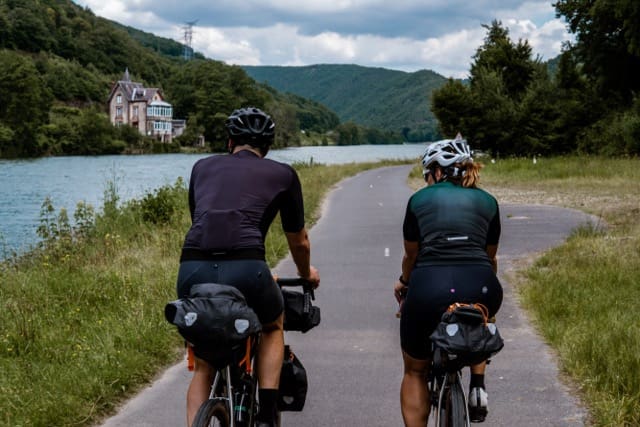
[0,0,344,158]
[431,0,640,157]
[243,64,446,142]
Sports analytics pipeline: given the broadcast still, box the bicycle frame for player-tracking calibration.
[211,337,259,427]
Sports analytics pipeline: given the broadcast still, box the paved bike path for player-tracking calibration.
[99,165,592,426]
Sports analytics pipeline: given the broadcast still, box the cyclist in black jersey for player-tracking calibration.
[394,136,503,426]
[176,107,320,427]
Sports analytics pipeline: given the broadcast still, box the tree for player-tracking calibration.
[555,0,640,106]
[431,79,473,138]
[432,21,544,155]
[470,20,539,100]
[0,51,52,157]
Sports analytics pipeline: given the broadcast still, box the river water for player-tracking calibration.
[0,144,427,257]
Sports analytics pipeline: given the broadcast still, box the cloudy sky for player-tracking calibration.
[72,0,573,78]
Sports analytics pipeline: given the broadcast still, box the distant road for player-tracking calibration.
[99,165,591,426]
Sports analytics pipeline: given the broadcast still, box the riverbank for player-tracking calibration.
[0,144,428,258]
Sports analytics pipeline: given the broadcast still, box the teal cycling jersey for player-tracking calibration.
[403,181,500,266]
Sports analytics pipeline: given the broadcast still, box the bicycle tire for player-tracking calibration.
[191,398,230,427]
[438,374,468,427]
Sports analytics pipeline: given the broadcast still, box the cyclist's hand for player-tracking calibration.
[394,281,408,304]
[303,265,320,289]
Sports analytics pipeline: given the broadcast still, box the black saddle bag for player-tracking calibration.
[164,283,262,366]
[429,303,504,369]
[282,289,321,333]
[278,345,308,411]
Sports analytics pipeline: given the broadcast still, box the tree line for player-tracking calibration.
[432,0,640,157]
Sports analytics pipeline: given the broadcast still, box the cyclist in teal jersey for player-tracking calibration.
[394,136,503,426]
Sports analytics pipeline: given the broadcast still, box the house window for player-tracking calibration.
[116,94,122,104]
[133,106,139,117]
[153,121,172,132]
[116,106,123,117]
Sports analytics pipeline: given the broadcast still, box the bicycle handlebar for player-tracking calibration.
[276,277,315,297]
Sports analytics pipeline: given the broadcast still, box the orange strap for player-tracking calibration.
[238,337,253,375]
[446,302,490,324]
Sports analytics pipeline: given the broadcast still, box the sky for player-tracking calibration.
[72,0,574,79]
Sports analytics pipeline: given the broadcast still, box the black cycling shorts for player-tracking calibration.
[176,259,284,324]
[400,264,503,360]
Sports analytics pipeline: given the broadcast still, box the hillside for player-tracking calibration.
[243,64,448,141]
[0,0,338,157]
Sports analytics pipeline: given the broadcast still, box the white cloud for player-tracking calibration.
[73,0,572,77]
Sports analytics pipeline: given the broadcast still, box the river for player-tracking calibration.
[0,144,427,257]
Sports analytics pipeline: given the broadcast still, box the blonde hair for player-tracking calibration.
[461,161,483,188]
[441,161,483,188]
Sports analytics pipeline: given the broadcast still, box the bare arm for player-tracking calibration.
[486,244,498,274]
[401,240,419,283]
[395,240,419,301]
[285,228,320,287]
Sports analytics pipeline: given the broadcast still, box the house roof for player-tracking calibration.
[107,69,165,104]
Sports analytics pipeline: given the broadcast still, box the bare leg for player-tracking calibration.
[186,356,215,426]
[470,361,486,375]
[256,313,285,388]
[400,351,431,427]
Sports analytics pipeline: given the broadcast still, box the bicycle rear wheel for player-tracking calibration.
[437,374,469,427]
[191,398,230,427]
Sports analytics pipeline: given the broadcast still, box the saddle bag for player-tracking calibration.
[278,345,308,411]
[164,283,261,366]
[429,303,504,368]
[282,289,321,333]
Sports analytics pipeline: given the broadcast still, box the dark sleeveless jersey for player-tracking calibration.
[403,181,500,266]
[180,150,305,260]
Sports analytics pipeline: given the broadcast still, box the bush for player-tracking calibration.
[578,108,640,156]
[131,179,186,224]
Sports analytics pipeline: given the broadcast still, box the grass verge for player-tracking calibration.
[480,156,639,426]
[0,159,405,427]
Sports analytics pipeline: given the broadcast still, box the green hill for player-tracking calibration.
[243,64,448,141]
[0,0,338,157]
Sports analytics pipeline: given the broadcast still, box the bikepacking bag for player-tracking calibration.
[282,289,321,333]
[429,303,504,368]
[164,283,262,366]
[278,345,308,411]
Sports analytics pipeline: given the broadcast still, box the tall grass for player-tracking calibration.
[0,160,403,427]
[480,156,640,426]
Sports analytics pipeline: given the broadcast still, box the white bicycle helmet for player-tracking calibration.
[421,134,472,176]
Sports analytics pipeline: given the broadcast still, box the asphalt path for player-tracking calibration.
[99,165,595,426]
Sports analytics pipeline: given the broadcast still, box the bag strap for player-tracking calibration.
[446,302,490,325]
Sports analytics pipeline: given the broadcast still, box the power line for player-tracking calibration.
[182,20,197,60]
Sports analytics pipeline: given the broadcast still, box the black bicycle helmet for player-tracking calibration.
[224,107,275,147]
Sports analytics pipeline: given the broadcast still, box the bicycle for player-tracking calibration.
[190,277,317,427]
[427,347,471,427]
[395,297,502,427]
[427,303,503,427]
